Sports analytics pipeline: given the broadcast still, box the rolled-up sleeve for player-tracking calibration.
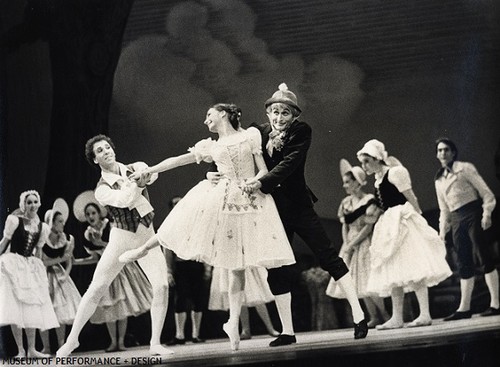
[95,181,143,208]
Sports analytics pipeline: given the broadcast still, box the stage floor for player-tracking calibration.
[6,315,500,367]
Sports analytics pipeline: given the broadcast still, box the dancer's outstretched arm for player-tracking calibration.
[252,154,269,182]
[132,153,197,181]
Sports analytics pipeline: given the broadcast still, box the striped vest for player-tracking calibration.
[96,178,154,233]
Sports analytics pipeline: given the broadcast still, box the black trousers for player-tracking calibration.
[173,260,206,312]
[267,201,349,295]
[450,200,496,279]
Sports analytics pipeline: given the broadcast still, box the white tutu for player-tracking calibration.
[0,253,59,330]
[209,267,274,310]
[366,202,452,297]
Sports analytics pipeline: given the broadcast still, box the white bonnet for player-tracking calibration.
[357,139,388,162]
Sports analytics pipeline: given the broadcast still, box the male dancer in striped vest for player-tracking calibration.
[57,134,173,356]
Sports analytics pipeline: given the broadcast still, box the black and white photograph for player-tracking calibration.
[1,1,499,366]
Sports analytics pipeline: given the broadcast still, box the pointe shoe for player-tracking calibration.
[406,318,432,328]
[56,340,80,357]
[119,248,148,263]
[27,350,52,359]
[223,322,240,351]
[375,320,404,331]
[149,344,174,356]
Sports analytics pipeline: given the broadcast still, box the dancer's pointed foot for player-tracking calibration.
[56,340,79,357]
[27,350,52,359]
[149,344,174,356]
[223,321,240,351]
[375,319,404,330]
[119,247,148,263]
[406,316,432,328]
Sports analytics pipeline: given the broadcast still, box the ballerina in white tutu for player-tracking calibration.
[357,139,452,329]
[0,190,59,358]
[120,103,295,350]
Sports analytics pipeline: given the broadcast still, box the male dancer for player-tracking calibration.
[214,83,367,345]
[57,135,172,356]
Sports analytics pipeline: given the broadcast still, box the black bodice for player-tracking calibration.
[376,171,407,211]
[10,216,42,257]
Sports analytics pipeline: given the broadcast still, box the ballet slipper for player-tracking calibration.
[223,321,240,351]
[56,340,80,357]
[406,317,432,328]
[119,247,148,263]
[149,344,174,356]
[27,350,52,359]
[375,319,404,330]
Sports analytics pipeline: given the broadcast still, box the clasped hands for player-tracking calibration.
[129,168,153,188]
[206,172,262,193]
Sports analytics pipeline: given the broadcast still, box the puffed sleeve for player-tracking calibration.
[388,166,412,192]
[246,127,263,155]
[364,194,381,224]
[2,214,20,240]
[188,138,215,164]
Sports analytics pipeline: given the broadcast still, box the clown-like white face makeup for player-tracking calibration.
[267,104,295,132]
[358,154,379,176]
[24,194,40,215]
[436,142,455,166]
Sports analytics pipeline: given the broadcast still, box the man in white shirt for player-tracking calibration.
[57,135,173,356]
[434,138,499,320]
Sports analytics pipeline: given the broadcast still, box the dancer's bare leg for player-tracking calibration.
[223,269,244,351]
[137,242,173,356]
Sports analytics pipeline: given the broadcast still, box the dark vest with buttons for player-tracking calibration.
[10,216,42,257]
[376,170,407,211]
[96,173,154,233]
